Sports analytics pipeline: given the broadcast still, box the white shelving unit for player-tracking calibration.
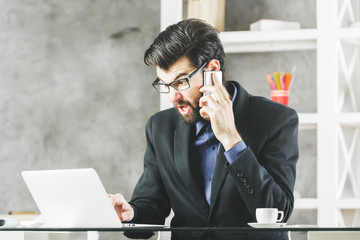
[298,113,318,129]
[337,113,360,124]
[160,0,360,227]
[220,29,318,53]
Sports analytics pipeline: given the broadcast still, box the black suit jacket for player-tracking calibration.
[130,81,299,240]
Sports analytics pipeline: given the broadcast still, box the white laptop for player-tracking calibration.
[22,168,126,228]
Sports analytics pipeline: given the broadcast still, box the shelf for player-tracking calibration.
[298,113,318,129]
[337,28,360,40]
[297,113,360,128]
[336,199,360,209]
[336,113,360,126]
[219,28,360,54]
[294,198,318,209]
[337,28,360,46]
[220,29,317,53]
[295,198,360,210]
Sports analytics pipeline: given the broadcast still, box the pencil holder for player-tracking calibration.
[271,90,289,106]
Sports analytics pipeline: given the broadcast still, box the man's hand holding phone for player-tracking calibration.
[108,193,134,222]
[199,72,242,151]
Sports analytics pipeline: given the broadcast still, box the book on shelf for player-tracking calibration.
[250,19,301,31]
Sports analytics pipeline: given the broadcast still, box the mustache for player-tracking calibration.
[174,98,200,108]
[175,100,191,106]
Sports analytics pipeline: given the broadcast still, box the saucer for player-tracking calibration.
[248,222,287,228]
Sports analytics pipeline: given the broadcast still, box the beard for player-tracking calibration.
[174,99,202,125]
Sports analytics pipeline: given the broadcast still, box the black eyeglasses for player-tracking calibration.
[152,62,208,93]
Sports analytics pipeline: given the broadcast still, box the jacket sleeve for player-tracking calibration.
[129,116,171,224]
[225,108,299,222]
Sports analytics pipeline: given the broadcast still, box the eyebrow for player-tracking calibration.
[157,72,189,84]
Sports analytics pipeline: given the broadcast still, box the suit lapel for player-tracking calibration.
[174,119,208,208]
[209,144,228,216]
[232,82,251,139]
[174,120,192,188]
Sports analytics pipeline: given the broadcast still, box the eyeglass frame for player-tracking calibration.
[152,61,208,93]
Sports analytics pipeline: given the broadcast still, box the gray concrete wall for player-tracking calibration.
[0,0,160,213]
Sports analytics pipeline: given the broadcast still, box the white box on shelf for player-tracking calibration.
[250,19,301,31]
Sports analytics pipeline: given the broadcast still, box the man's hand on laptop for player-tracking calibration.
[108,193,134,222]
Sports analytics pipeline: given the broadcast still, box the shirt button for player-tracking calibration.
[211,146,216,150]
[236,172,244,177]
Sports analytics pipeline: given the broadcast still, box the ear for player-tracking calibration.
[206,59,220,71]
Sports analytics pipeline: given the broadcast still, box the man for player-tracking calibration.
[109,19,298,240]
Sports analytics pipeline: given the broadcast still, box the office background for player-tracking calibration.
[0,0,325,226]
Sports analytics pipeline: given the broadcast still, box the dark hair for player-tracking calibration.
[144,18,225,81]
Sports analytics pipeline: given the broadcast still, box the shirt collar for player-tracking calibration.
[195,82,238,136]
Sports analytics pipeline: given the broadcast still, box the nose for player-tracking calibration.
[168,88,182,103]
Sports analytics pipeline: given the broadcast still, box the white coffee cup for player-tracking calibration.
[256,208,284,223]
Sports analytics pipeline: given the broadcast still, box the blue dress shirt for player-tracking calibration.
[190,82,247,205]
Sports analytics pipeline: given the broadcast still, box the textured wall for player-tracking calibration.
[0,0,160,213]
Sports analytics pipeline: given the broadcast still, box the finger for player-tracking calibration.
[121,212,128,221]
[200,86,226,104]
[115,203,126,220]
[121,211,132,222]
[200,105,215,118]
[122,201,130,212]
[199,85,216,93]
[115,194,131,213]
[211,72,222,87]
[200,84,228,103]
[214,81,231,102]
[206,94,219,108]
[115,205,124,221]
[115,194,127,205]
[108,194,117,206]
[199,94,218,108]
[219,85,232,103]
[210,89,226,105]
[109,193,126,207]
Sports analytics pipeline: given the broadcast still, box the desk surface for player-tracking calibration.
[1,226,360,232]
[2,227,360,240]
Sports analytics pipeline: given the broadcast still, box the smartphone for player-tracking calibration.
[202,71,222,118]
